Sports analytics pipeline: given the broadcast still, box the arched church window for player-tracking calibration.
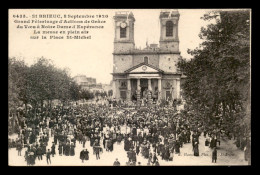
[166,21,173,37]
[144,56,148,64]
[120,27,126,38]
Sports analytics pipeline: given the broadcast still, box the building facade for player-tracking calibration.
[111,10,183,104]
[73,75,97,90]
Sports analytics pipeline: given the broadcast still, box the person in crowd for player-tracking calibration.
[70,143,75,156]
[82,135,86,148]
[194,141,199,156]
[80,149,89,163]
[9,100,230,166]
[46,149,51,165]
[36,144,43,160]
[93,139,101,160]
[16,141,22,156]
[113,158,120,166]
[65,142,70,156]
[29,151,35,166]
[51,142,56,157]
[58,143,63,156]
[154,160,160,166]
[212,147,217,163]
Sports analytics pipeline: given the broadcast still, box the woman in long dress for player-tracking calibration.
[65,142,70,156]
[164,145,170,161]
[58,143,62,156]
[70,143,75,156]
[141,140,149,159]
[194,141,199,156]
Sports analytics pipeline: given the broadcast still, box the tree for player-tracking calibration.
[8,57,82,118]
[8,57,28,133]
[95,90,101,98]
[178,10,250,140]
[80,89,94,100]
[8,58,27,112]
[69,81,81,101]
[26,57,58,114]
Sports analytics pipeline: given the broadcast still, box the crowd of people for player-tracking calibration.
[8,99,249,166]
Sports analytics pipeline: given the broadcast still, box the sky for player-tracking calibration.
[9,9,214,84]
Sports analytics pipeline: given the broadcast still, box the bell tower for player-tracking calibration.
[159,10,180,52]
[113,11,135,53]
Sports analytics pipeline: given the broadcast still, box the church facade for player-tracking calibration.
[111,10,183,104]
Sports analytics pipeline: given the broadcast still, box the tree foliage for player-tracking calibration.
[8,57,82,114]
[178,10,250,138]
[80,89,94,100]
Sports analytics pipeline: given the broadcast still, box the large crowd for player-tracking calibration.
[8,99,250,166]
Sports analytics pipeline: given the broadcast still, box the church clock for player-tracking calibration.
[120,22,127,28]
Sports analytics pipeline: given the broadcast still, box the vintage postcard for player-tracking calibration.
[8,9,251,166]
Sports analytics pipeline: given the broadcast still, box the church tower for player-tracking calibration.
[159,10,180,52]
[113,11,135,53]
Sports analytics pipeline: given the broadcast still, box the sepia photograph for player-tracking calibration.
[8,9,251,166]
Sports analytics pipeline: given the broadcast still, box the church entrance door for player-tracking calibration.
[140,79,148,99]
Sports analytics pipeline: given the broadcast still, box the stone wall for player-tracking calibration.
[133,54,159,67]
[159,54,180,72]
[113,55,133,73]
[159,41,179,52]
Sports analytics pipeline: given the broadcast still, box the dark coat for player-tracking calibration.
[175,141,180,153]
[80,150,86,160]
[46,150,51,158]
[136,145,140,154]
[70,145,75,156]
[36,147,42,155]
[212,149,217,159]
[16,142,22,151]
[65,144,70,156]
[194,143,199,156]
[84,150,89,160]
[113,160,120,166]
[210,139,217,148]
[58,144,63,154]
[51,144,56,154]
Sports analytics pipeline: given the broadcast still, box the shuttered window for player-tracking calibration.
[120,27,126,38]
[166,21,173,37]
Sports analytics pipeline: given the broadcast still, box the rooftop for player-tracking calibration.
[114,11,135,20]
[160,10,180,18]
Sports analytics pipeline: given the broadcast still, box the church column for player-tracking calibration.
[176,78,180,99]
[158,78,162,100]
[173,79,177,100]
[148,78,152,106]
[112,79,116,99]
[137,78,141,106]
[148,78,152,91]
[127,79,131,101]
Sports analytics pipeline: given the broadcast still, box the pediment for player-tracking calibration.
[125,63,164,73]
[130,65,159,73]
